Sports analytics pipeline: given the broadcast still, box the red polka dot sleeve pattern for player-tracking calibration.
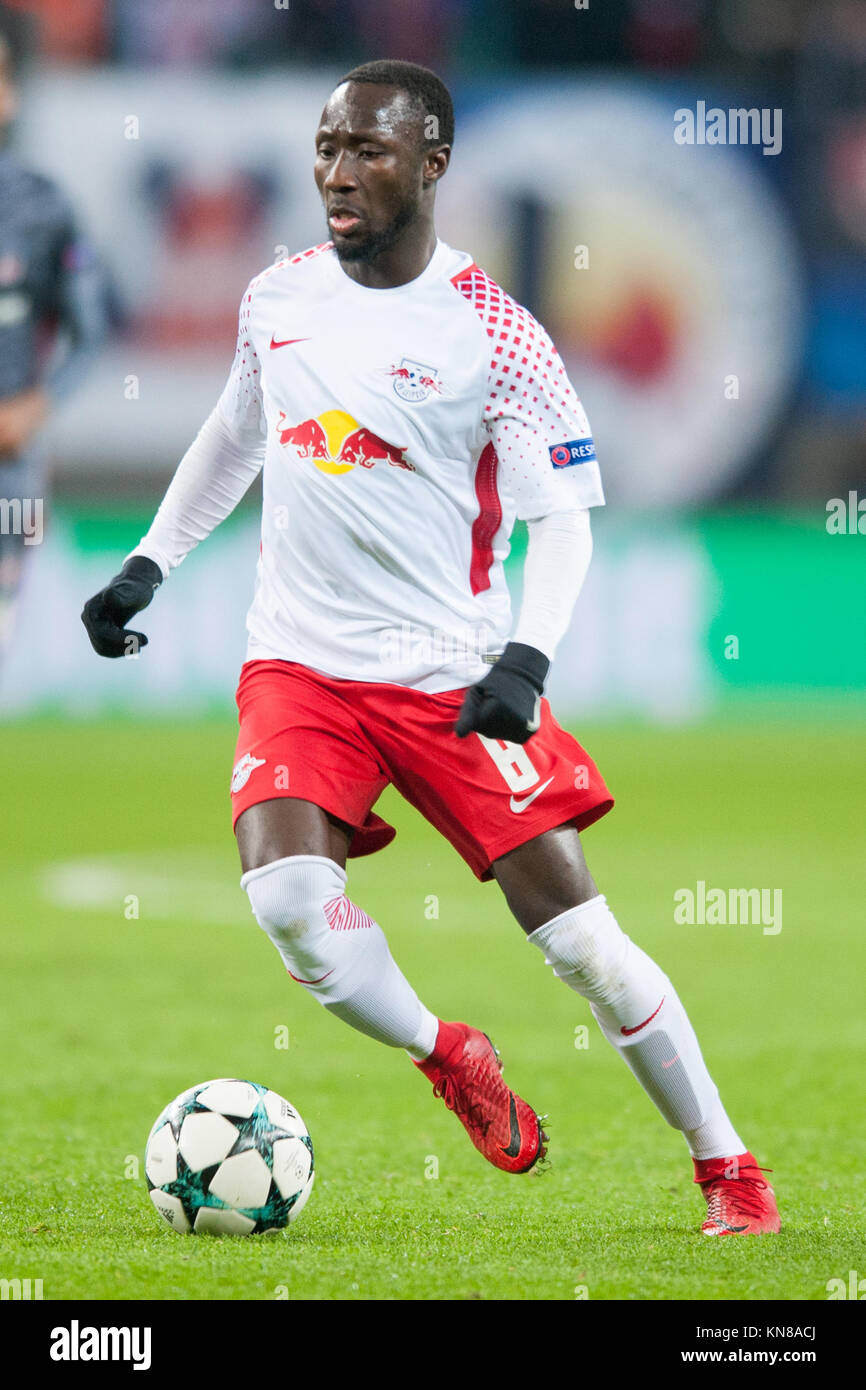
[451,264,605,520]
[217,246,333,442]
[216,276,268,441]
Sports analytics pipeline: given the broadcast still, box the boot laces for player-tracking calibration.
[432,1069,492,1136]
[704,1164,772,1223]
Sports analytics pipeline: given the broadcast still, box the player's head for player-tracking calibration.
[0,7,27,136]
[315,59,453,264]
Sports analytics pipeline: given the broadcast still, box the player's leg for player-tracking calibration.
[237,793,545,1174]
[493,824,780,1232]
[493,822,744,1159]
[0,524,24,669]
[0,454,39,672]
[493,824,745,1156]
[236,795,352,872]
[236,796,439,1057]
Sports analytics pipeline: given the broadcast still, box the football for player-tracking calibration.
[144,1078,314,1235]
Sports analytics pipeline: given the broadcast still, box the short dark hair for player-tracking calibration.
[0,4,31,80]
[338,59,454,148]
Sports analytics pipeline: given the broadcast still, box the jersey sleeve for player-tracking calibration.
[44,197,112,402]
[454,267,604,520]
[126,406,265,578]
[216,279,267,443]
[127,281,268,576]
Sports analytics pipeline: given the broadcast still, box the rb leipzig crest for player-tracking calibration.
[387,359,445,403]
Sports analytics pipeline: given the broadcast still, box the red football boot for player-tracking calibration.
[416,1021,547,1174]
[694,1151,781,1235]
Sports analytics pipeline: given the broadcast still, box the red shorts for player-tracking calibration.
[231,660,613,882]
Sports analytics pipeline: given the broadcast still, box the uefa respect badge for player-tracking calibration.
[549,437,597,468]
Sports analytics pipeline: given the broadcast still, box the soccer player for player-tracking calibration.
[0,14,110,665]
[82,60,779,1235]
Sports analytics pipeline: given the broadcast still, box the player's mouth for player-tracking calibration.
[328,206,363,235]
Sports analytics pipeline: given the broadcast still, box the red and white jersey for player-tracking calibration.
[219,238,604,691]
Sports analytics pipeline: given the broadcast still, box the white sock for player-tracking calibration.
[242,855,439,1057]
[528,896,744,1160]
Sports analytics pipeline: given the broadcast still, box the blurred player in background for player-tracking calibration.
[83,60,779,1236]
[0,9,111,666]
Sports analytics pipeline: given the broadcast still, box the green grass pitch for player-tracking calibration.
[0,715,862,1301]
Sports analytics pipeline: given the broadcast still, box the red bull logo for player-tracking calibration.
[276,409,413,475]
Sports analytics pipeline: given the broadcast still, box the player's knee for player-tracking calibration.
[240,854,345,948]
[538,895,632,1002]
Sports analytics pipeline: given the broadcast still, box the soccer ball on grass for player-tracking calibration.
[145,1078,314,1235]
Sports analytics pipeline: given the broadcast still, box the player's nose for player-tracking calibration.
[323,149,358,192]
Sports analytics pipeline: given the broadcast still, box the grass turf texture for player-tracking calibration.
[0,716,862,1301]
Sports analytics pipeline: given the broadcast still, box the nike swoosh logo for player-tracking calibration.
[501,1094,522,1158]
[509,775,554,814]
[270,336,311,350]
[287,967,334,985]
[620,996,665,1036]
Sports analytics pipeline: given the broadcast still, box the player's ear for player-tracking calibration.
[422,146,451,186]
[0,75,18,125]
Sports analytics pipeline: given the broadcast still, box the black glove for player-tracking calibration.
[455,641,549,744]
[81,555,163,658]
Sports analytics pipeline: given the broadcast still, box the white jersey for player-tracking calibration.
[166,239,604,691]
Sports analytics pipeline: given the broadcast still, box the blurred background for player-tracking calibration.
[0,0,864,719]
[1,1,865,1304]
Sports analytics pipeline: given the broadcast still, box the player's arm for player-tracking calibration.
[82,284,266,659]
[456,313,603,743]
[43,207,112,405]
[0,202,110,458]
[455,509,594,742]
